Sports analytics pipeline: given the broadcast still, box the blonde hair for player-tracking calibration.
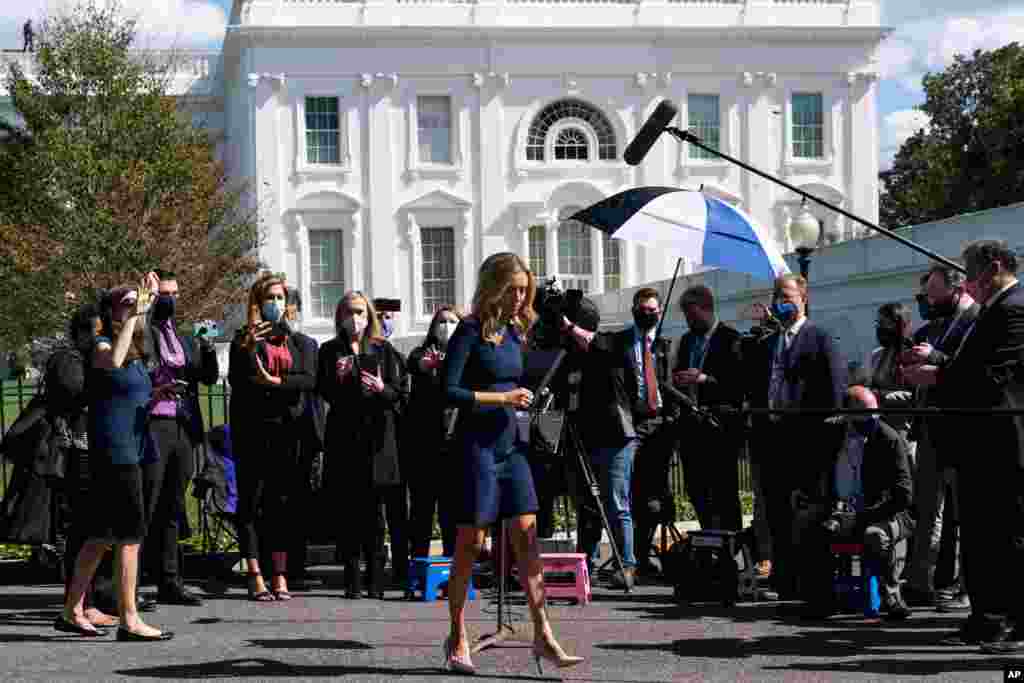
[246,271,291,325]
[471,252,536,343]
[336,290,384,342]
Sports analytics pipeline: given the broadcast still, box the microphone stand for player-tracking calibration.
[663,127,966,274]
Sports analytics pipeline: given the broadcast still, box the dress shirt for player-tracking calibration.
[633,326,662,411]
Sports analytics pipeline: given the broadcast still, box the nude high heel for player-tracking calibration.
[532,637,584,674]
[442,635,476,675]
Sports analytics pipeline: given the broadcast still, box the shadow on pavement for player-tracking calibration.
[247,638,373,650]
[116,658,554,680]
[764,657,1021,677]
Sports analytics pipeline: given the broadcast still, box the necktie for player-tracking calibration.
[644,336,658,413]
[690,335,707,370]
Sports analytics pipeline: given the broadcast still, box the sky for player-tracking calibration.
[3,1,1024,171]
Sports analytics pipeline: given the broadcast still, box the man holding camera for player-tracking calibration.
[564,287,677,590]
[795,386,914,620]
[672,285,744,533]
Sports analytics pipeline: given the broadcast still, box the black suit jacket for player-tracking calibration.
[580,326,677,445]
[746,319,848,493]
[673,322,744,409]
[825,421,914,529]
[936,282,1024,470]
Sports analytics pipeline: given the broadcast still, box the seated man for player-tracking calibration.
[794,385,915,620]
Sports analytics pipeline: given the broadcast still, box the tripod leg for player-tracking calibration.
[472,520,517,653]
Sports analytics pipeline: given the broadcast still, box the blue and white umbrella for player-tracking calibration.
[569,187,790,280]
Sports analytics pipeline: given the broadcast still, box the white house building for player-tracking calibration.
[3,1,889,348]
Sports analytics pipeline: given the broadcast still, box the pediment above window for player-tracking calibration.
[293,190,362,213]
[400,188,472,212]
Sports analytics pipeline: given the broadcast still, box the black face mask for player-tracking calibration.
[152,295,176,323]
[929,295,957,319]
[633,310,660,332]
[875,326,902,348]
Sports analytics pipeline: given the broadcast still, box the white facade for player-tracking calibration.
[3,1,889,347]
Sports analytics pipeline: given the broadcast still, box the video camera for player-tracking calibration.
[531,278,587,351]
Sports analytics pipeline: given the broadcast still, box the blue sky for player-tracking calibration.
[5,1,1024,169]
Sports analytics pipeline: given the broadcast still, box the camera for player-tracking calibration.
[531,278,585,351]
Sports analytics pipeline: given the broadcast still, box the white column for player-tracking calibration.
[545,217,559,285]
[294,214,311,322]
[459,208,474,308]
[406,213,423,321]
[516,221,531,264]
[622,241,636,288]
[349,209,364,292]
[592,230,605,296]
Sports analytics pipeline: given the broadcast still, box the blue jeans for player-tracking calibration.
[588,439,638,568]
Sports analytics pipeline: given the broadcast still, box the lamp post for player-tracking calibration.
[789,203,821,316]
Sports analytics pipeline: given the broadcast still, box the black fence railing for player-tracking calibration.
[0,378,753,522]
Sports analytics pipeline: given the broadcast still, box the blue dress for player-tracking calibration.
[86,338,154,543]
[444,317,538,526]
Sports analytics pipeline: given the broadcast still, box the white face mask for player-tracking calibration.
[436,320,458,346]
[342,314,367,338]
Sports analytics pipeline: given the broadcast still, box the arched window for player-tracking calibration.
[554,128,588,161]
[525,99,617,162]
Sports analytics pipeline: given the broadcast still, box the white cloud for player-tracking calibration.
[881,7,1024,97]
[880,109,931,171]
[1,0,226,51]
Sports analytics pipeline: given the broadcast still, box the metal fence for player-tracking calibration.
[0,378,751,517]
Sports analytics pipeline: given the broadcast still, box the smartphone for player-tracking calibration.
[192,321,222,339]
[356,353,380,375]
[171,380,189,394]
[269,322,290,338]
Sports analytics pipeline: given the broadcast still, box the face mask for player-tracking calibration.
[771,302,799,324]
[916,297,934,321]
[152,295,175,323]
[437,321,458,346]
[261,301,284,323]
[381,317,394,339]
[929,295,957,319]
[633,310,659,331]
[875,326,901,348]
[342,315,367,338]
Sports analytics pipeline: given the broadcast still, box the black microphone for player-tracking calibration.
[623,99,679,166]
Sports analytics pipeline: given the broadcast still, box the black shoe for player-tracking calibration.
[935,593,971,613]
[883,597,911,621]
[941,622,1011,646]
[53,616,106,637]
[901,585,935,608]
[116,627,174,642]
[980,630,1024,654]
[157,585,203,607]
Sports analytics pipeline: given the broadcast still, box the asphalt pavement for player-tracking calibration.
[0,578,1019,682]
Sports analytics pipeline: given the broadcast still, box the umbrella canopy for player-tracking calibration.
[569,187,790,280]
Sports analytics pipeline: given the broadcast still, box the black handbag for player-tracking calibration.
[1,393,65,480]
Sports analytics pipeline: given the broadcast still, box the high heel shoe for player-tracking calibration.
[441,636,476,675]
[532,637,584,675]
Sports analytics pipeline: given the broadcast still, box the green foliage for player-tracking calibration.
[881,42,1024,228]
[0,0,262,351]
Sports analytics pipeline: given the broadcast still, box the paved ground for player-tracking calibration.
[1,575,1022,683]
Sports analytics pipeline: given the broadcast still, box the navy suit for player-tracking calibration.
[746,319,848,594]
[936,282,1024,629]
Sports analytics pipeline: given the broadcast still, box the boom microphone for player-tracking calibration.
[623,99,680,166]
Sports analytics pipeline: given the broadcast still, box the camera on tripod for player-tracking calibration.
[532,278,586,351]
[822,499,858,536]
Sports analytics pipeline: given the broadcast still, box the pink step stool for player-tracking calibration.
[533,553,591,606]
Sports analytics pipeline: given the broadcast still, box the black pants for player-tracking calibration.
[142,418,195,589]
[380,484,409,582]
[408,453,455,559]
[340,486,387,595]
[235,420,303,562]
[630,419,675,570]
[681,420,743,532]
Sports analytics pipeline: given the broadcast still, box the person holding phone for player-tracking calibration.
[141,269,219,607]
[441,253,582,675]
[60,273,174,641]
[317,291,408,599]
[229,273,317,602]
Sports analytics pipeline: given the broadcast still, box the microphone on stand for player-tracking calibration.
[623,99,680,166]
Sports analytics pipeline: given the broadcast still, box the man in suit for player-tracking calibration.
[564,287,678,589]
[902,266,979,612]
[904,240,1024,652]
[746,273,848,597]
[672,285,744,532]
[142,269,220,606]
[795,385,915,619]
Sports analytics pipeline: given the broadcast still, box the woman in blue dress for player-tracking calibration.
[441,252,582,675]
[59,275,174,641]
